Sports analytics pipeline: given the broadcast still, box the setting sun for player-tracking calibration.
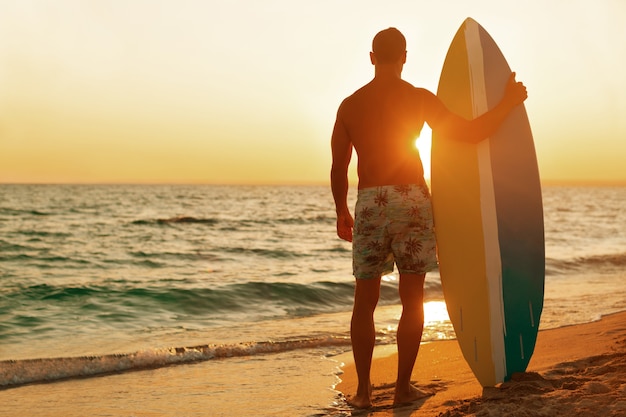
[415,126,433,180]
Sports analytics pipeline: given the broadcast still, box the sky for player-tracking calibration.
[1,0,625,185]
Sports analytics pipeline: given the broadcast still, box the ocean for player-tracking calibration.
[0,184,625,416]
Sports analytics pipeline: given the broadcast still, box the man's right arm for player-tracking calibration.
[423,72,527,143]
[330,103,354,243]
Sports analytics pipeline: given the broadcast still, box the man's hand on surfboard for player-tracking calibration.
[504,72,528,108]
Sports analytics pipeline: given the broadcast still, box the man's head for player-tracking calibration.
[371,28,406,64]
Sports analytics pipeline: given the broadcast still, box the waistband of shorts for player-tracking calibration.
[357,182,427,196]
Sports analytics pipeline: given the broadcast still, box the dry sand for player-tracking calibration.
[335,311,626,416]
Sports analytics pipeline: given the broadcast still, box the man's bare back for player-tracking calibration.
[332,75,433,189]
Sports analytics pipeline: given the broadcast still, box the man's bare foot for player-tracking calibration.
[347,394,372,409]
[393,384,433,406]
[347,382,373,409]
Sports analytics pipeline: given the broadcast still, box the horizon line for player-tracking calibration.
[1,179,626,187]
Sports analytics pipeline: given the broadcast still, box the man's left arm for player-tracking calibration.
[425,73,527,143]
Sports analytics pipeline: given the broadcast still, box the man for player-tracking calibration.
[330,27,527,409]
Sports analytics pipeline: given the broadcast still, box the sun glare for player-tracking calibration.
[415,126,432,180]
[423,301,450,324]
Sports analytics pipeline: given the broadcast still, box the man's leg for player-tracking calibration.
[349,276,381,409]
[394,272,431,404]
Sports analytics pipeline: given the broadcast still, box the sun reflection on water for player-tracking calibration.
[424,300,450,324]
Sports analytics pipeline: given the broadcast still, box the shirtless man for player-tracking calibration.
[330,27,527,409]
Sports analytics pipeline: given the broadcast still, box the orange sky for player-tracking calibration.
[1,1,625,185]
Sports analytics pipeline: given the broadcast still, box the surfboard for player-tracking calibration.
[431,18,545,387]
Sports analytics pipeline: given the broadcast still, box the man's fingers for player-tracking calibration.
[337,226,353,242]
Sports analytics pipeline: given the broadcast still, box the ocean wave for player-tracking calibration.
[15,230,72,238]
[129,214,333,228]
[131,216,219,226]
[546,252,626,275]
[0,336,352,388]
[0,279,439,340]
[0,253,90,267]
[320,245,351,254]
[221,246,311,259]
[0,207,53,216]
[129,250,220,262]
[273,215,335,225]
[0,281,356,323]
[0,240,31,252]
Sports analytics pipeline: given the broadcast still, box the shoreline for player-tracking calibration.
[0,312,623,416]
[335,310,626,416]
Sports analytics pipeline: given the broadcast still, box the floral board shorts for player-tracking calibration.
[352,183,438,279]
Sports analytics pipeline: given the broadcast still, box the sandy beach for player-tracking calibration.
[336,311,626,416]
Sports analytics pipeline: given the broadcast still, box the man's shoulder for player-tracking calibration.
[413,86,433,97]
[344,82,374,100]
[338,81,436,114]
[338,85,369,111]
[343,80,424,100]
